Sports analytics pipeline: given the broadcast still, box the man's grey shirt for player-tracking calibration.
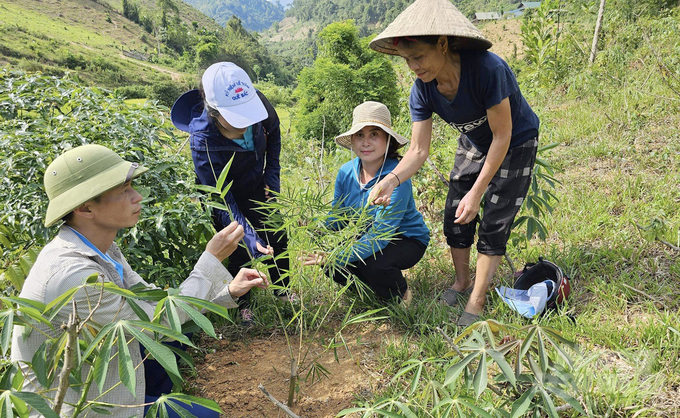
[12,226,238,417]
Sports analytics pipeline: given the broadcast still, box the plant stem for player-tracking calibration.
[53,300,79,414]
[258,384,301,418]
[287,358,297,406]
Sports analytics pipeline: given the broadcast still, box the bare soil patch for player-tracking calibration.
[191,324,397,417]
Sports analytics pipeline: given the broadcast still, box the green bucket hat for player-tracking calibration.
[44,144,148,227]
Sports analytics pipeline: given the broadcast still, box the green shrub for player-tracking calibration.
[114,84,149,99]
[148,80,183,107]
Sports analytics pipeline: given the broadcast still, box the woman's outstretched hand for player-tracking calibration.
[368,175,398,207]
[300,251,327,266]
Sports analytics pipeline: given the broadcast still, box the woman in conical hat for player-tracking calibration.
[368,0,540,327]
[302,101,430,306]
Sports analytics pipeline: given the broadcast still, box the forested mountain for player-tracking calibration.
[284,0,521,33]
[180,0,285,31]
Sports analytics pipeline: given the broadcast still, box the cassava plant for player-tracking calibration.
[0,273,234,417]
[339,320,585,417]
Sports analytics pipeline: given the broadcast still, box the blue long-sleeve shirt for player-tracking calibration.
[188,90,281,257]
[329,157,430,265]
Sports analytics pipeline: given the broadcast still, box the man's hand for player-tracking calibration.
[256,242,274,255]
[300,251,327,266]
[206,221,244,262]
[264,184,272,200]
[454,190,483,224]
[228,268,269,297]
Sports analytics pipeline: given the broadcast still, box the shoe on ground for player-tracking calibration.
[440,286,473,307]
[457,311,481,328]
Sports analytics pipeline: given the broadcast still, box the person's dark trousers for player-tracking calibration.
[222,181,290,307]
[330,238,426,302]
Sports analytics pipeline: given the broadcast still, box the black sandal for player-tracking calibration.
[440,286,473,307]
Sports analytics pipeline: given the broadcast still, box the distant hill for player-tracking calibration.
[0,0,291,91]
[180,0,284,31]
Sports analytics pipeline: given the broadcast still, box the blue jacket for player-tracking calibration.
[330,157,430,265]
[188,90,281,257]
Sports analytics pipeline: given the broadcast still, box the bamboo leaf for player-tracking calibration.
[215,155,235,191]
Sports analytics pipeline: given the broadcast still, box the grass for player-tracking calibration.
[208,10,680,418]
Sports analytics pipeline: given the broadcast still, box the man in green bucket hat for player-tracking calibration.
[11,144,268,417]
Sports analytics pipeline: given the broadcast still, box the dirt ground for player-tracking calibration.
[190,324,396,418]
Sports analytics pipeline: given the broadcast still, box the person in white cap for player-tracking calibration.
[12,144,268,417]
[367,0,540,327]
[171,62,291,324]
[302,101,430,305]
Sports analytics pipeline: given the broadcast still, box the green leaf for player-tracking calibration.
[124,327,181,379]
[164,393,221,412]
[0,311,13,356]
[116,327,136,396]
[443,353,476,386]
[44,287,80,321]
[163,300,182,333]
[126,299,150,322]
[125,320,193,347]
[546,386,585,414]
[219,180,234,200]
[539,387,559,418]
[215,155,235,192]
[4,265,26,290]
[488,349,516,388]
[94,328,116,393]
[174,296,231,320]
[457,397,495,418]
[510,385,537,418]
[175,300,215,338]
[12,392,59,418]
[472,351,487,399]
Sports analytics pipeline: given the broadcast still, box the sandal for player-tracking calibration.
[440,286,473,307]
[457,311,481,328]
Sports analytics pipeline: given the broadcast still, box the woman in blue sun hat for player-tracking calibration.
[172,62,291,323]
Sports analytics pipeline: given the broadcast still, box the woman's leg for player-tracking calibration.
[444,134,485,293]
[465,137,539,315]
[353,238,426,301]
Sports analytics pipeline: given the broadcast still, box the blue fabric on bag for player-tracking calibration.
[67,226,124,285]
[144,395,220,418]
[495,280,556,318]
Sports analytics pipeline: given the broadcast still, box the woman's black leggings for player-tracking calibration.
[329,237,426,301]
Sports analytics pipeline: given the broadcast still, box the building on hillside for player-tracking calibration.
[519,2,542,10]
[504,1,541,18]
[472,12,501,22]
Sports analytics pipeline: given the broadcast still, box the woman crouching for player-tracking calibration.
[303,101,430,305]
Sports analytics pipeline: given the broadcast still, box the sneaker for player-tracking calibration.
[240,308,254,327]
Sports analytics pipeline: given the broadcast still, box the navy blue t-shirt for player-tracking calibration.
[409,50,539,152]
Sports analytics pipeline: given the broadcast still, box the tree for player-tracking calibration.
[293,20,399,146]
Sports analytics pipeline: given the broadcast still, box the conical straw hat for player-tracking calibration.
[370,0,492,55]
